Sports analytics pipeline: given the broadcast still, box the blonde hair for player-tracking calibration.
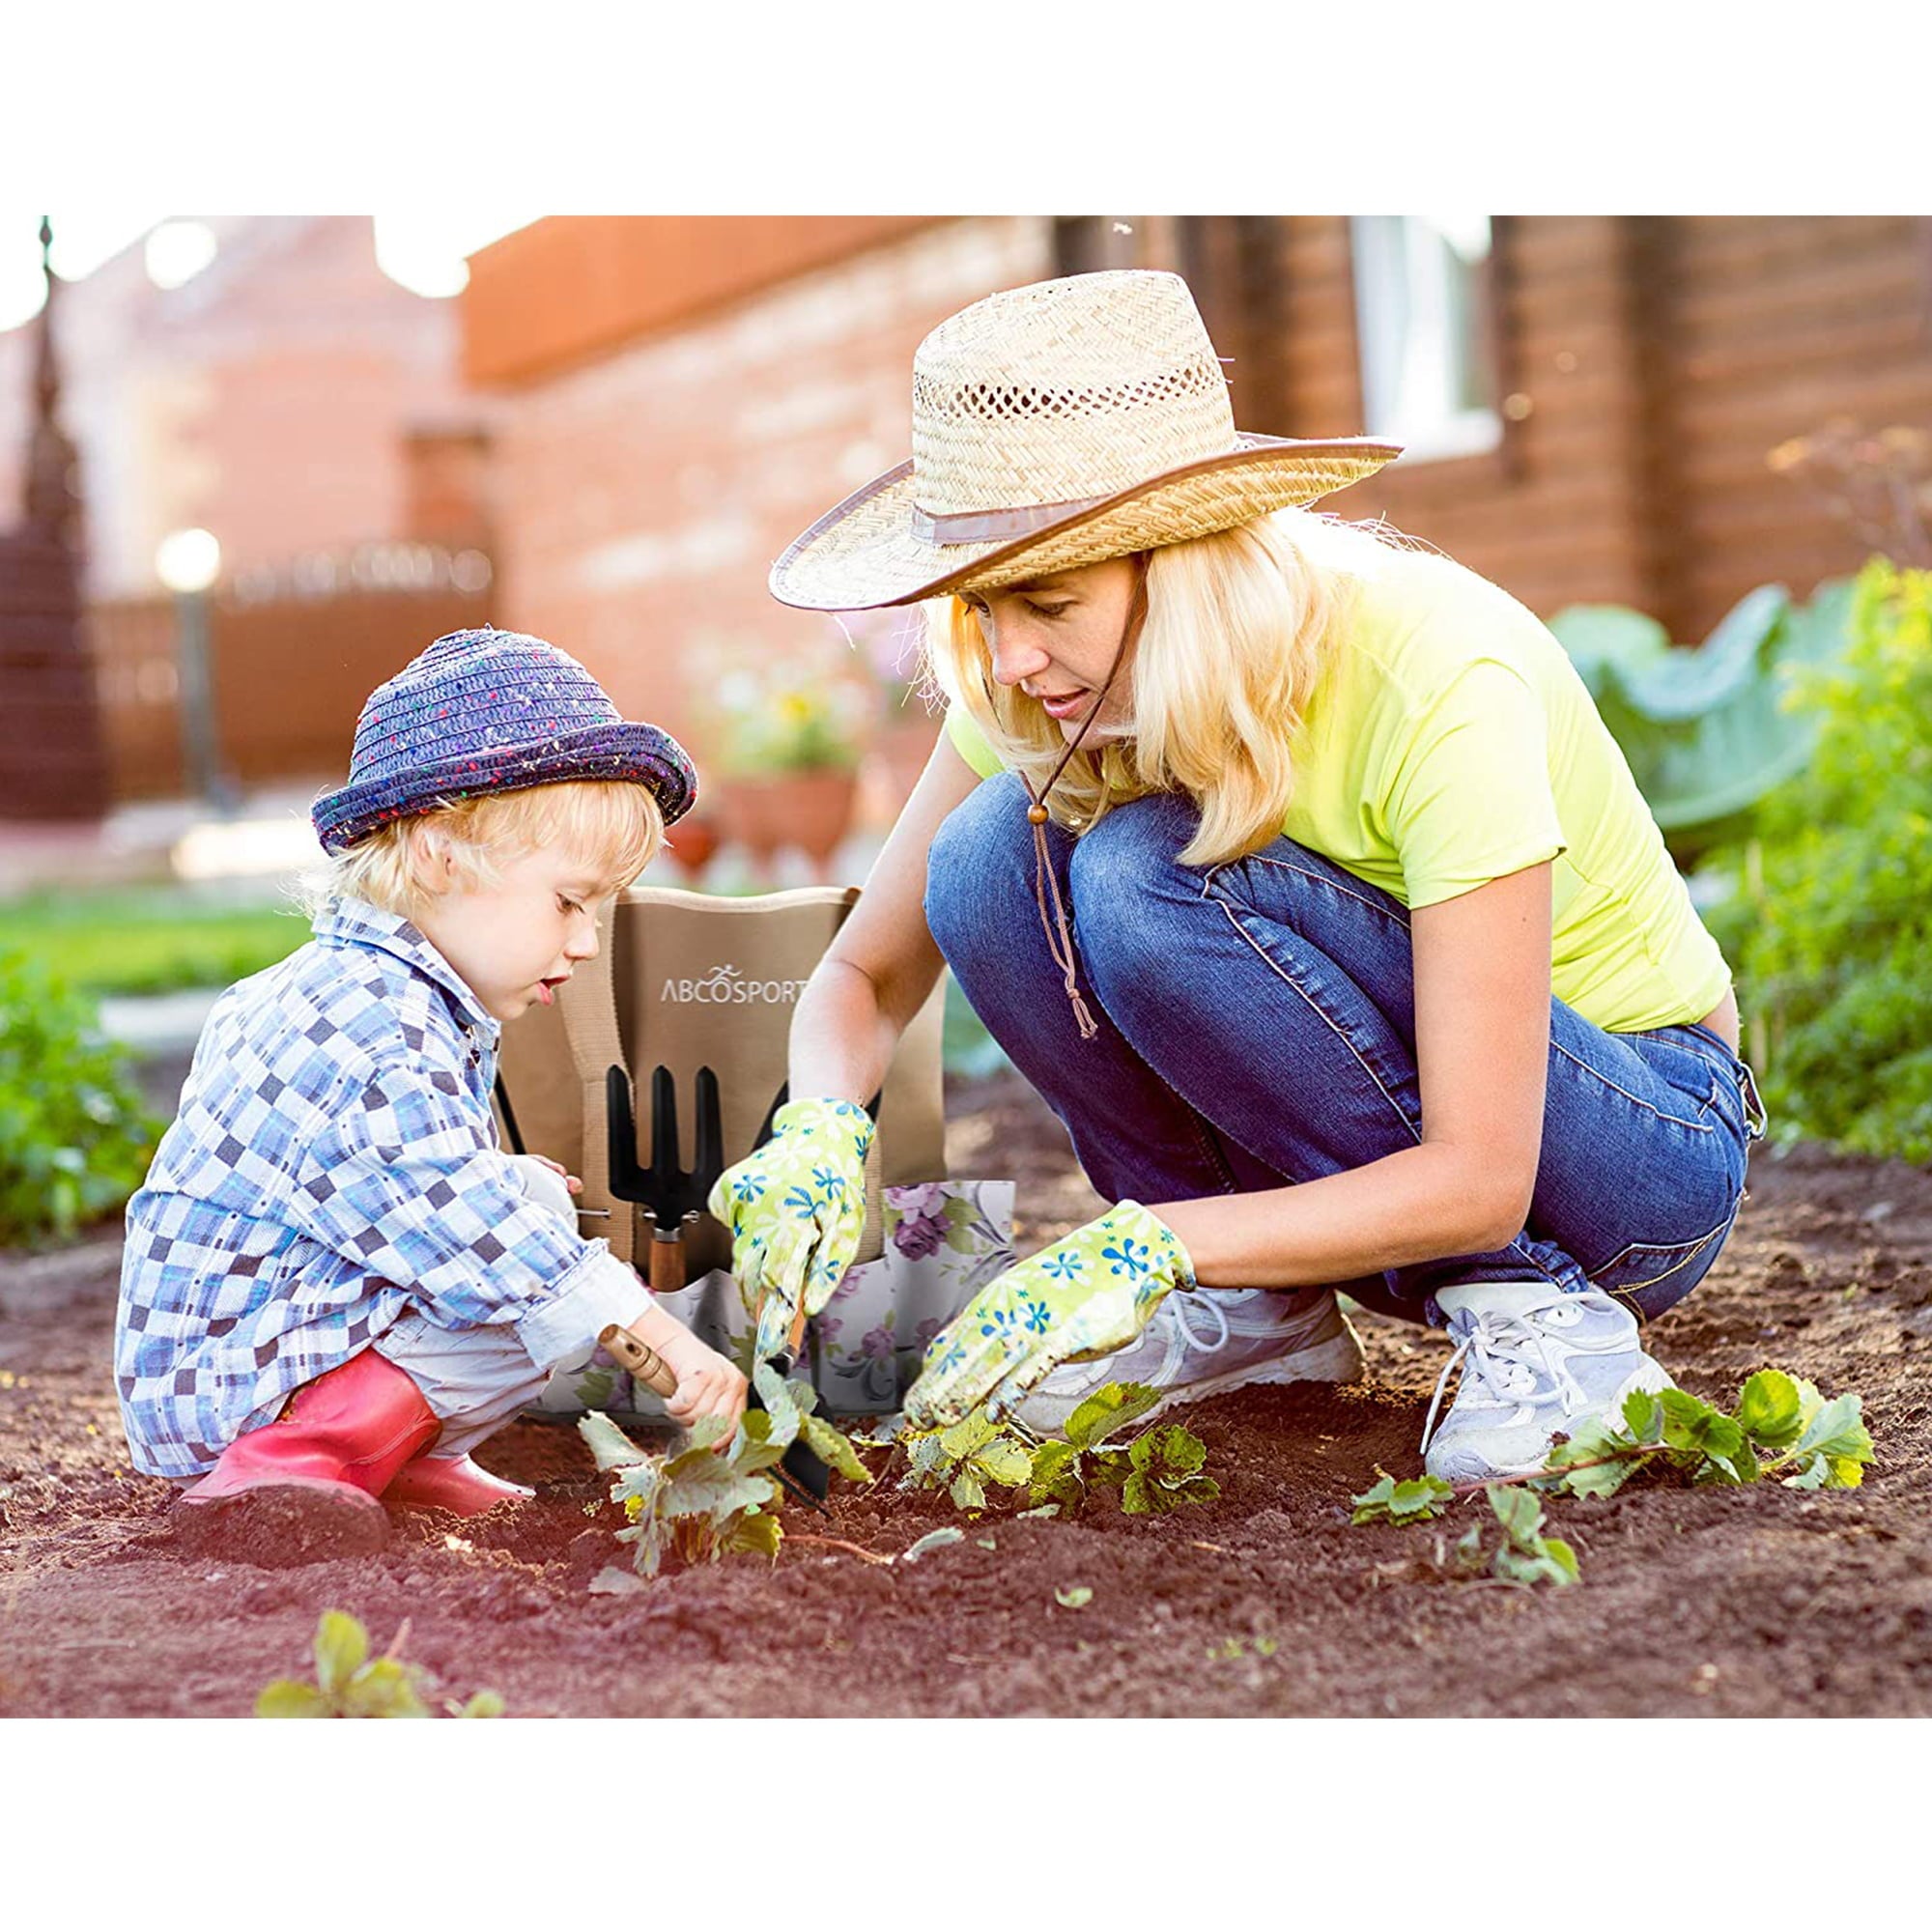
[922,508,1411,867]
[299,781,666,921]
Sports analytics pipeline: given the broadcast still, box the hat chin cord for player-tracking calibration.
[1004,554,1150,1042]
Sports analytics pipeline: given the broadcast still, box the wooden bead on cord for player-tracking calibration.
[1028,804,1049,824]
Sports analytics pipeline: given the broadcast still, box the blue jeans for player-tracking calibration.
[924,775,1764,1327]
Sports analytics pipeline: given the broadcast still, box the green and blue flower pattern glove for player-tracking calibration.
[707,1096,876,1365]
[902,1201,1196,1430]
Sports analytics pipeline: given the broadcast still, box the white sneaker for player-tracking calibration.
[1012,1285,1365,1439]
[1422,1279,1673,1484]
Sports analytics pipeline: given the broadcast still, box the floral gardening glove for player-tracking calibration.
[707,1096,876,1365]
[901,1201,1195,1431]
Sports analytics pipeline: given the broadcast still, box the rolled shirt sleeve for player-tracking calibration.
[290,1063,647,1372]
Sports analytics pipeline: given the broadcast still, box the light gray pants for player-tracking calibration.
[373,1156,602,1459]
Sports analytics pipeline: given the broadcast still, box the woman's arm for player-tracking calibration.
[1154,862,1552,1285]
[787,730,984,1103]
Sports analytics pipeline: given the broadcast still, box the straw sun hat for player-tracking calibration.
[770,270,1403,613]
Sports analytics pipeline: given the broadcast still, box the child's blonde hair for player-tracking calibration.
[299,780,666,921]
[922,508,1409,868]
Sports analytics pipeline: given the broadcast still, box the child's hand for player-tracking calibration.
[655,1328,749,1438]
[529,1154,582,1195]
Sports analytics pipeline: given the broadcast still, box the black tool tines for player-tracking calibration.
[606,1063,723,1235]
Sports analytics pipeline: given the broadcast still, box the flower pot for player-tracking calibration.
[717,768,860,878]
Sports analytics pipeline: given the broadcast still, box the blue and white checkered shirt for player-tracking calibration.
[116,896,639,1478]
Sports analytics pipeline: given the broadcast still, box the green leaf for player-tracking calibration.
[1543,1418,1644,1497]
[797,1412,874,1485]
[658,1463,778,1523]
[1028,1439,1083,1507]
[950,1469,986,1511]
[313,1611,368,1696]
[578,1409,649,1474]
[454,1690,506,1719]
[971,1436,1035,1488]
[1620,1389,1665,1444]
[1736,1369,1804,1449]
[1018,1502,1061,1519]
[938,1410,999,1460]
[901,1526,965,1563]
[255,1680,328,1719]
[719,1509,783,1560]
[1791,1391,1872,1466]
[942,1221,980,1254]
[1120,1471,1157,1515]
[1658,1389,1747,1465]
[728,1409,792,1475]
[1349,1468,1454,1525]
[1487,1484,1545,1546]
[1088,1448,1133,1492]
[906,1433,948,1481]
[340,1657,430,1719]
[1130,1423,1208,1482]
[1054,1585,1094,1608]
[1064,1381,1163,1450]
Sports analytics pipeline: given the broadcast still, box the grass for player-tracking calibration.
[0,884,311,997]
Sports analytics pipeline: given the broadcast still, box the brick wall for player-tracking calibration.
[480,217,1052,762]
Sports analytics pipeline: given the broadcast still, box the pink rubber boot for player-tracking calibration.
[383,1454,534,1516]
[179,1348,440,1519]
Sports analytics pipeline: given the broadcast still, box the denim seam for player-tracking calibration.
[1220,853,1413,932]
[1204,891,1422,1148]
[1551,1039,1719,1135]
[1592,1195,1741,1311]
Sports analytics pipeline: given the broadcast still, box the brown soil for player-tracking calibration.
[4,1065,1931,1719]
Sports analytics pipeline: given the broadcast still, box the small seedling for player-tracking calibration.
[1026,1382,1220,1517]
[1445,1487,1579,1588]
[1350,1468,1455,1525]
[1054,1585,1094,1609]
[255,1611,502,1719]
[581,1365,872,1579]
[898,1409,1036,1511]
[1207,1635,1279,1662]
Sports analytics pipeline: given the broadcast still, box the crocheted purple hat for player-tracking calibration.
[312,627,697,855]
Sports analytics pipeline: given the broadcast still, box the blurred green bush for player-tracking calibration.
[1703,559,1932,1160]
[0,949,161,1244]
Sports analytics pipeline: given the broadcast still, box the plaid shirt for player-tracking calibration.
[116,897,639,1478]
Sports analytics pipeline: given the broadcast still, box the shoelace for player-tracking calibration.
[1163,1288,1233,1358]
[1419,1294,1587,1458]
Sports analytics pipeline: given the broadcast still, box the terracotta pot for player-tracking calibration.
[717,768,860,876]
[665,813,721,876]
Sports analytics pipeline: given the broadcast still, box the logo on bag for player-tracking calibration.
[662,963,812,1005]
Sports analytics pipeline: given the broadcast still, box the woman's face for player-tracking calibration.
[962,556,1141,741]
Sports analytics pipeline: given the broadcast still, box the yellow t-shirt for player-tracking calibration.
[942,544,1731,1035]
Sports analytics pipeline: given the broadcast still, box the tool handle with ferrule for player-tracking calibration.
[598,1322,678,1399]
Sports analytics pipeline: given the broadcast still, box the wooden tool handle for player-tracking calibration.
[598,1322,678,1399]
[648,1233,687,1295]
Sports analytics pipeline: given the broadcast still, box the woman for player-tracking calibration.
[709,269,1763,1484]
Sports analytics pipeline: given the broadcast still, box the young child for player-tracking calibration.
[115,626,747,1532]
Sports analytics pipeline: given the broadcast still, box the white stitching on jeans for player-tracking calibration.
[1551,1040,1718,1134]
[1205,889,1422,1146]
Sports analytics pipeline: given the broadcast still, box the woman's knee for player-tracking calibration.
[1066,793,1203,990]
[923,773,1037,958]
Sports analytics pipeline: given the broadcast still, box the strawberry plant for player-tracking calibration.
[1537,1371,1872,1495]
[582,1365,872,1580]
[1350,1469,1455,1526]
[1026,1382,1220,1517]
[255,1611,503,1719]
[898,1408,1036,1510]
[1446,1488,1579,1587]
